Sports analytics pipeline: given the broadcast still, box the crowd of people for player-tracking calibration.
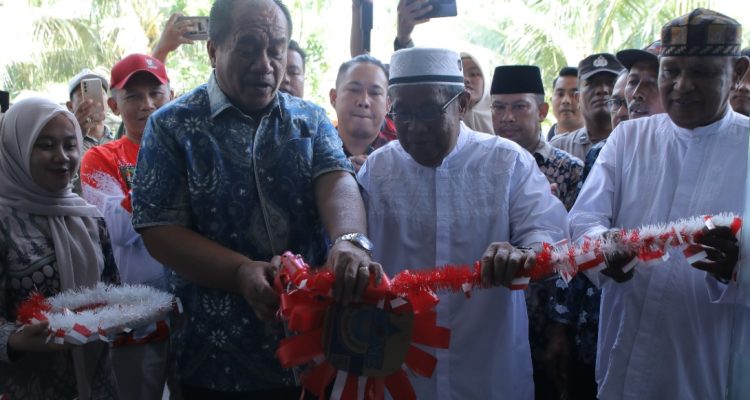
[1,0,749,399]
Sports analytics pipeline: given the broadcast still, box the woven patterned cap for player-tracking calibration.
[661,8,741,57]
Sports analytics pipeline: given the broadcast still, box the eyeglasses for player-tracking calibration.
[605,97,627,113]
[388,92,462,124]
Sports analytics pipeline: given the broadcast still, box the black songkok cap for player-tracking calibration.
[661,8,742,57]
[490,65,545,96]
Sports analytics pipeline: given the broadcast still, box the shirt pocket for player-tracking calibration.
[263,137,314,192]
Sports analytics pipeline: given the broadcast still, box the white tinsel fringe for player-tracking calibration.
[549,213,740,277]
[41,283,174,342]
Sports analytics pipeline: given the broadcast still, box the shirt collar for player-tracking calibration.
[83,125,114,144]
[343,144,375,157]
[669,107,734,138]
[207,71,283,120]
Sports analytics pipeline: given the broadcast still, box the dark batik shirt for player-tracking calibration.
[550,140,606,366]
[132,73,352,391]
[533,140,584,210]
[525,139,583,364]
[549,273,600,365]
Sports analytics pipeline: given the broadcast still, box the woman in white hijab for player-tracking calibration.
[0,97,120,399]
[460,52,494,134]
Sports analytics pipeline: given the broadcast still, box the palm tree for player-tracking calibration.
[0,0,185,97]
[1,0,334,105]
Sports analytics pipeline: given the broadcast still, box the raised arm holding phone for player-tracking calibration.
[152,13,208,63]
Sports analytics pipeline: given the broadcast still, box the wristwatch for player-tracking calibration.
[334,233,374,255]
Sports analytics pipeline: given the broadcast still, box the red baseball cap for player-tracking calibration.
[110,53,169,90]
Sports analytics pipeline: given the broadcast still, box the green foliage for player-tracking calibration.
[461,0,730,112]
[3,0,336,104]
[2,0,747,110]
[286,0,332,109]
[165,41,213,96]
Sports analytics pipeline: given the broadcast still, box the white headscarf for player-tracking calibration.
[0,97,105,400]
[460,52,494,135]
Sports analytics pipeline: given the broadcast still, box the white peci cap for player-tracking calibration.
[388,47,465,88]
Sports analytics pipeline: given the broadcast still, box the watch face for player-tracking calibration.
[355,234,374,252]
[340,233,373,253]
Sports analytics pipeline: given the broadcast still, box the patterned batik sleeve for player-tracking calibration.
[311,108,355,179]
[97,218,121,285]
[132,115,192,229]
[561,159,584,211]
[549,274,585,325]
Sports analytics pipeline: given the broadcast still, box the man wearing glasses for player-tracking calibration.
[588,43,666,181]
[357,47,568,399]
[607,70,630,130]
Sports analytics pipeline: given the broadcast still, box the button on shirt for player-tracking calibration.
[132,73,353,391]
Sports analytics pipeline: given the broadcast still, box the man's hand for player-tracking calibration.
[480,242,536,287]
[8,321,69,353]
[693,226,738,282]
[328,240,383,304]
[74,99,105,139]
[236,260,280,321]
[152,13,195,63]
[348,154,368,173]
[600,229,637,283]
[396,0,432,47]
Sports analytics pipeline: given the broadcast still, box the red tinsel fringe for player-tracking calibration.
[16,292,50,324]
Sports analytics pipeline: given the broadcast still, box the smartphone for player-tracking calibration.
[80,78,104,109]
[178,16,209,41]
[361,1,373,52]
[0,90,8,113]
[408,0,457,19]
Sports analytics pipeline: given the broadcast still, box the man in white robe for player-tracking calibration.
[569,9,750,400]
[358,47,569,399]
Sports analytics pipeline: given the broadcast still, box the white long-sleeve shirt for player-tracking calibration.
[358,124,569,400]
[82,178,166,288]
[569,110,750,400]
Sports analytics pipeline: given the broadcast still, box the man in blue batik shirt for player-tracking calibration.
[131,0,382,398]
